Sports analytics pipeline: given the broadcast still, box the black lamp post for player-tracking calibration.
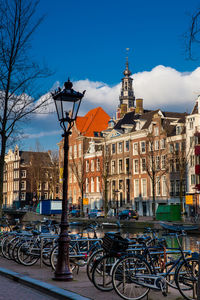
[52,79,85,281]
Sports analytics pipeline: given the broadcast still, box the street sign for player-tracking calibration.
[83,198,89,205]
[185,195,193,205]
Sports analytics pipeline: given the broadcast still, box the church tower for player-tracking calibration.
[117,51,135,119]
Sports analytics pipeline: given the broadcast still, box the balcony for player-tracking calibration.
[195,145,200,155]
[195,165,200,175]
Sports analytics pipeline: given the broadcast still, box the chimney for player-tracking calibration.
[135,98,143,114]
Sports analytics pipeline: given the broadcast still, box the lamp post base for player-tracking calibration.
[53,272,73,281]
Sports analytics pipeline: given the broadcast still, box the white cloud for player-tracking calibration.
[22,130,61,139]
[36,65,200,119]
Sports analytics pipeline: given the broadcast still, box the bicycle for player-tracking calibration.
[112,231,199,300]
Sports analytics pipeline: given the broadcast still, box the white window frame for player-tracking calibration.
[86,160,89,172]
[141,158,146,173]
[21,181,26,190]
[134,179,139,198]
[133,159,139,174]
[140,141,146,153]
[155,140,159,151]
[162,176,167,196]
[91,177,94,193]
[96,177,100,193]
[141,178,147,197]
[125,140,130,152]
[78,143,82,157]
[86,178,89,193]
[133,142,138,155]
[74,145,77,158]
[21,170,26,178]
[111,160,116,174]
[118,142,123,153]
[91,160,94,172]
[118,159,123,173]
[96,158,100,171]
[21,192,26,201]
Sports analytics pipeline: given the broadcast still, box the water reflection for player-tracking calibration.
[69,225,200,252]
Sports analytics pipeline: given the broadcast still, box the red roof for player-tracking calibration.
[76,107,110,137]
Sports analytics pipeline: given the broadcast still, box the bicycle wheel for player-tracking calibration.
[42,241,55,267]
[92,254,117,291]
[86,248,104,282]
[112,255,151,300]
[50,244,77,271]
[17,240,39,266]
[175,257,199,300]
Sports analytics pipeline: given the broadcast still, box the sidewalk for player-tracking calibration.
[0,256,185,300]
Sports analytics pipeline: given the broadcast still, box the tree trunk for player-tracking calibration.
[0,133,7,217]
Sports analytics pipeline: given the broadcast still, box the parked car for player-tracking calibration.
[88,209,104,219]
[118,209,139,220]
[69,209,80,217]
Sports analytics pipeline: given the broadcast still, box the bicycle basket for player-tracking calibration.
[102,232,129,253]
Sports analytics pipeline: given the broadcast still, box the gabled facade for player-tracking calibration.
[3,145,59,208]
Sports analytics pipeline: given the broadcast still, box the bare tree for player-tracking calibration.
[47,150,60,200]
[143,131,169,220]
[168,132,194,215]
[0,0,51,216]
[69,155,86,217]
[99,142,112,216]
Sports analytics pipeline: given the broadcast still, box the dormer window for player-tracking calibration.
[176,126,182,135]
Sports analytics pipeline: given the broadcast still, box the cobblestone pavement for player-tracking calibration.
[0,275,57,300]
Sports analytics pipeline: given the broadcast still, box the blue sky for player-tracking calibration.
[20,0,200,151]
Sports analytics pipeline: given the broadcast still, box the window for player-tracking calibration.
[141,158,146,172]
[189,120,194,129]
[149,142,153,152]
[170,159,174,172]
[112,144,116,154]
[191,174,196,185]
[141,178,147,197]
[74,145,77,158]
[69,170,72,183]
[86,178,89,193]
[91,177,94,192]
[170,181,175,196]
[14,170,19,179]
[156,177,161,196]
[133,159,139,174]
[162,176,167,196]
[134,179,139,198]
[155,140,159,151]
[118,142,123,153]
[111,160,116,174]
[44,192,48,200]
[21,170,26,178]
[43,182,48,190]
[169,144,173,153]
[176,126,182,135]
[86,160,89,172]
[14,161,19,169]
[133,143,138,155]
[176,180,180,196]
[125,158,130,173]
[78,144,82,157]
[96,158,100,171]
[21,181,26,190]
[73,173,77,182]
[161,155,166,169]
[125,141,130,152]
[160,139,166,149]
[118,159,123,173]
[14,181,19,191]
[175,159,179,172]
[91,160,94,172]
[119,180,123,190]
[21,192,26,201]
[96,177,100,192]
[156,156,160,170]
[175,143,179,152]
[140,141,146,153]
[154,127,159,136]
[190,155,195,167]
[105,145,109,155]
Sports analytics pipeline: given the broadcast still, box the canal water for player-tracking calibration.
[69,224,200,253]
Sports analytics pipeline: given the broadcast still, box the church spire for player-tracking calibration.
[119,48,135,111]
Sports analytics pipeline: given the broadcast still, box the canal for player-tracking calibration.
[69,224,200,253]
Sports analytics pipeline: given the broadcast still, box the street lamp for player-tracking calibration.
[52,78,85,281]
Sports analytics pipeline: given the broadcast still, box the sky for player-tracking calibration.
[20,0,200,151]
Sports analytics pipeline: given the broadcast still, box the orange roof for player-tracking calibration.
[75,107,110,137]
